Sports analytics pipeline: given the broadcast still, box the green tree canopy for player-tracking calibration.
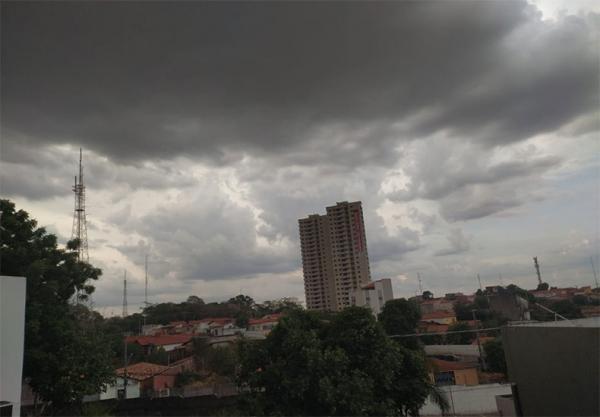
[483,338,507,374]
[238,308,442,416]
[446,322,475,345]
[378,298,421,350]
[0,199,114,412]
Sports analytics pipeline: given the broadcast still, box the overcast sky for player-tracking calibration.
[2,0,598,316]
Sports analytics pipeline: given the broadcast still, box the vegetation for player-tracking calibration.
[483,338,507,374]
[238,307,446,416]
[378,298,421,350]
[0,199,115,413]
[446,322,475,344]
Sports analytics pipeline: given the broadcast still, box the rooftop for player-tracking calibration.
[126,334,194,346]
[115,362,170,380]
[507,317,600,328]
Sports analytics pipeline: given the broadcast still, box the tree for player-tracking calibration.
[549,299,583,319]
[238,308,445,416]
[483,338,507,374]
[228,294,255,309]
[536,282,549,291]
[446,322,475,345]
[422,290,433,300]
[235,310,250,328]
[0,199,115,413]
[378,298,421,350]
[186,295,205,305]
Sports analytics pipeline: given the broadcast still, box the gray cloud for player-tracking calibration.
[435,228,471,256]
[2,1,597,167]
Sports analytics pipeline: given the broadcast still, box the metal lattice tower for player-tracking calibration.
[71,148,89,263]
[533,257,542,286]
[123,270,128,317]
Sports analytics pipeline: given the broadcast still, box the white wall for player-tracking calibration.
[420,383,512,416]
[100,377,140,400]
[0,276,27,417]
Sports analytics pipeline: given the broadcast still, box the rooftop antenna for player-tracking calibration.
[477,273,483,292]
[71,148,89,263]
[122,270,128,318]
[533,257,542,286]
[417,273,423,294]
[591,257,599,289]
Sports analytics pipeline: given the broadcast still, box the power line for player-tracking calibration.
[389,326,503,338]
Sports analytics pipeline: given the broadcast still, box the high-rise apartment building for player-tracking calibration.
[299,201,371,311]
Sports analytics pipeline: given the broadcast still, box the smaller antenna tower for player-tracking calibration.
[122,270,128,317]
[591,257,599,289]
[477,273,483,291]
[533,257,542,286]
[417,273,423,294]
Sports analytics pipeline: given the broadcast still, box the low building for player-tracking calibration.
[350,278,393,315]
[420,298,455,315]
[488,291,530,321]
[0,276,27,417]
[421,310,457,325]
[247,313,282,335]
[428,358,479,386]
[126,334,194,353]
[502,317,600,416]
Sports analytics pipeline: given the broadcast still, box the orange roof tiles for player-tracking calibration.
[421,311,456,320]
[429,358,478,372]
[115,362,170,380]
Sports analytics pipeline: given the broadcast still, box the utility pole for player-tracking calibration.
[472,309,485,371]
[533,257,542,286]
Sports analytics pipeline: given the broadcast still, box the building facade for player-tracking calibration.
[299,201,371,311]
[350,278,393,315]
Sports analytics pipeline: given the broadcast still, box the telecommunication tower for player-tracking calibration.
[71,148,89,262]
[533,257,542,286]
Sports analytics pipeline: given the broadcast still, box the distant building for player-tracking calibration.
[247,313,282,335]
[421,310,457,325]
[419,298,455,315]
[488,290,530,321]
[502,317,600,416]
[299,201,371,311]
[428,358,479,386]
[350,278,393,315]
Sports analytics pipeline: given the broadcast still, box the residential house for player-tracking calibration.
[247,313,282,335]
[126,334,194,355]
[421,310,457,325]
[420,298,455,315]
[429,358,480,386]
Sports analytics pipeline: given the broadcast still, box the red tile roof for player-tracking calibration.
[430,358,478,372]
[421,323,450,333]
[421,311,456,320]
[126,334,194,346]
[115,362,170,381]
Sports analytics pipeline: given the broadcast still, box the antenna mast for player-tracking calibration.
[71,148,89,262]
[417,273,423,294]
[477,273,483,291]
[533,257,542,286]
[122,270,128,317]
[144,254,149,306]
[591,257,599,289]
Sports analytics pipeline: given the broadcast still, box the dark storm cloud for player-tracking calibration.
[2,1,597,165]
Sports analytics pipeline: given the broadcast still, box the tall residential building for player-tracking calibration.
[299,201,371,311]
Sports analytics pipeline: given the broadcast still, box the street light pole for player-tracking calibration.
[472,309,485,371]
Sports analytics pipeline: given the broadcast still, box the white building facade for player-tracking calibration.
[350,278,393,316]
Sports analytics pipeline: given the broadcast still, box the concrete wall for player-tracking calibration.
[0,276,27,417]
[420,383,512,416]
[502,320,600,416]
